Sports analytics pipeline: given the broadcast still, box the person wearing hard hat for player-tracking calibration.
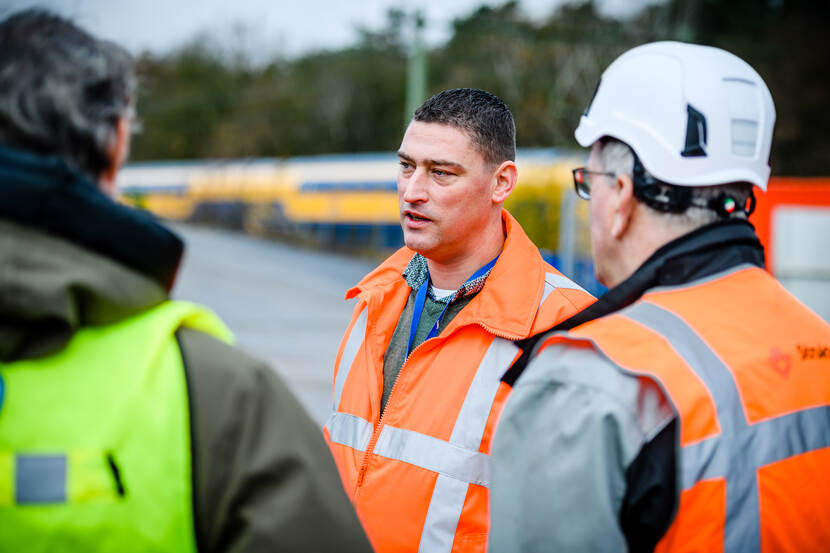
[488,41,830,552]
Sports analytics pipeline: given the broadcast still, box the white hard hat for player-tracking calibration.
[575,41,775,190]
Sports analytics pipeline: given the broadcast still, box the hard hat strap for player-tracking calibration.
[632,154,756,219]
[692,190,757,218]
[632,154,692,213]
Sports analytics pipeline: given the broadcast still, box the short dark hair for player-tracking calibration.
[0,9,135,179]
[413,88,516,166]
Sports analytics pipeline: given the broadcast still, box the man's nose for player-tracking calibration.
[401,168,428,203]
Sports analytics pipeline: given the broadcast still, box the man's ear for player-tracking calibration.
[491,161,518,204]
[610,173,635,239]
[98,116,130,197]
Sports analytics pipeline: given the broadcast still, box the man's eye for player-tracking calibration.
[433,169,451,177]
[399,161,412,170]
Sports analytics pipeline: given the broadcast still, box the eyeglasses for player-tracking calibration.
[571,167,616,200]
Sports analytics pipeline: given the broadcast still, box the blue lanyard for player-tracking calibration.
[405,255,499,358]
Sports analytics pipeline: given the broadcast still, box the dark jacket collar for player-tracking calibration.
[0,144,183,291]
[0,144,184,361]
[503,219,765,385]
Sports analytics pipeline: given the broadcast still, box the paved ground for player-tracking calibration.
[170,224,376,425]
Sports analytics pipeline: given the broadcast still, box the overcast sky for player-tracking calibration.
[3,0,660,58]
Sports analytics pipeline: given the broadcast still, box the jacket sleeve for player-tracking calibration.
[489,341,676,553]
[177,328,373,553]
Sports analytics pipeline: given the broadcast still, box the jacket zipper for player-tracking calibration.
[356,336,433,488]
[355,321,523,489]
[474,321,523,342]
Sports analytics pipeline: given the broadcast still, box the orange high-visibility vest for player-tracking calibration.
[325,211,594,553]
[537,263,830,552]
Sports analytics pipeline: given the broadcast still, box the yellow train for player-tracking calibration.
[117,149,589,255]
[116,155,830,308]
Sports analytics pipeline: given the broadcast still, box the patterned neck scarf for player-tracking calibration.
[403,253,495,305]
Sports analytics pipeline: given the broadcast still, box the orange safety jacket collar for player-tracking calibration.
[345,211,576,340]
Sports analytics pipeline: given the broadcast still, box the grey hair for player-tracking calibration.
[0,9,135,180]
[597,138,753,228]
[598,139,635,181]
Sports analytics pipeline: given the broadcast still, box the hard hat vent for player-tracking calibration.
[731,120,758,157]
[724,78,761,158]
[681,104,708,157]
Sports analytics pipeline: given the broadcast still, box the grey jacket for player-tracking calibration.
[0,144,372,552]
[490,220,767,552]
[490,341,675,552]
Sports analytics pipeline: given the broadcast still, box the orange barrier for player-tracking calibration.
[750,177,830,271]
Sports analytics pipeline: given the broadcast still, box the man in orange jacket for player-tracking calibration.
[325,88,594,552]
[490,42,830,552]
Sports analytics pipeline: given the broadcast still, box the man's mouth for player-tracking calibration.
[405,211,431,222]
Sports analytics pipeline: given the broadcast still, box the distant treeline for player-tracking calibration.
[131,0,828,176]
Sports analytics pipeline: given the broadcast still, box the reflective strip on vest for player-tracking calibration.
[373,426,489,485]
[541,272,588,305]
[326,307,369,447]
[370,337,519,553]
[328,284,542,552]
[326,412,373,452]
[624,301,830,553]
[15,454,67,504]
[333,308,368,411]
[6,452,120,506]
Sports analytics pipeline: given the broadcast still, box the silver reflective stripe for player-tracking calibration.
[749,406,830,466]
[624,301,830,553]
[541,272,588,306]
[418,337,519,553]
[331,315,522,550]
[451,338,519,449]
[16,454,66,504]
[325,411,373,452]
[681,431,728,486]
[625,301,758,552]
[682,405,830,489]
[418,476,470,553]
[374,425,490,485]
[333,308,367,411]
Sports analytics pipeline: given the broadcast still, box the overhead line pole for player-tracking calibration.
[404,10,427,126]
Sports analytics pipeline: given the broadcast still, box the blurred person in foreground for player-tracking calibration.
[490,41,830,552]
[324,87,594,552]
[0,9,371,553]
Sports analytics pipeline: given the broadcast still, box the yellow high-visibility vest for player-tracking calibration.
[0,300,232,552]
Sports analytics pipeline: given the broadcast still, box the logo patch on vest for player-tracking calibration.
[797,345,830,361]
[769,347,792,378]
